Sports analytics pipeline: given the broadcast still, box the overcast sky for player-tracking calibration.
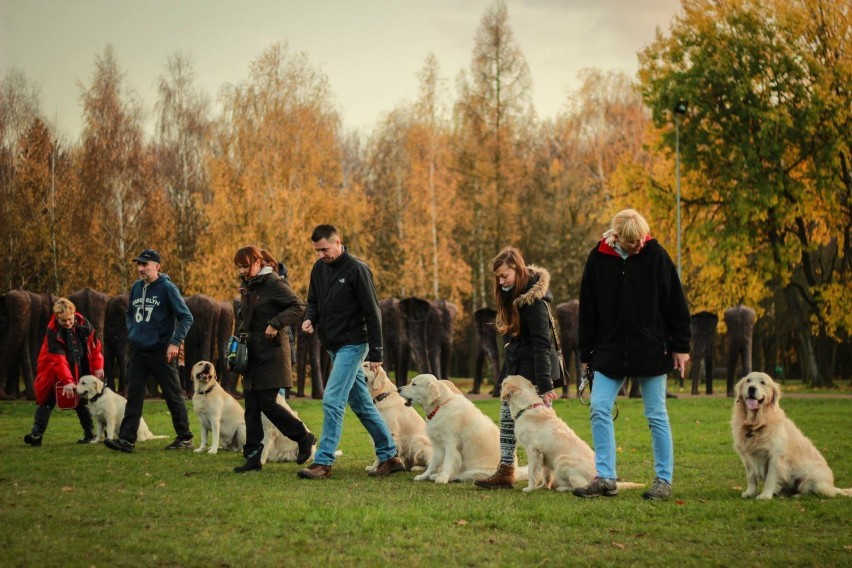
[0,0,682,141]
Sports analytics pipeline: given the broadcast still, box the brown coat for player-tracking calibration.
[238,271,305,391]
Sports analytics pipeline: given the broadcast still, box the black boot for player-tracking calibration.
[234,447,262,473]
[24,431,43,446]
[77,429,97,444]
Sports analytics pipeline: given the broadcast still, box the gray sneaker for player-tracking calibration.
[164,437,193,450]
[573,477,619,498]
[642,477,672,500]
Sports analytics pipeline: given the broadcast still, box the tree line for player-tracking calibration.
[1,0,848,384]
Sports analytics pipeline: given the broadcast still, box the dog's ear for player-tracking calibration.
[425,380,441,405]
[768,379,781,407]
[733,377,745,403]
[500,380,517,401]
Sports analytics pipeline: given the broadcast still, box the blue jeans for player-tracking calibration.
[589,371,673,483]
[313,343,397,465]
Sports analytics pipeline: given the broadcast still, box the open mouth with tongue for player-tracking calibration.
[745,397,762,411]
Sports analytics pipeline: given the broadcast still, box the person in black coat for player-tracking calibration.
[232,246,315,473]
[572,209,691,500]
[475,246,560,490]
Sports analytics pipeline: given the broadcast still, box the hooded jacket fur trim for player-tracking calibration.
[513,265,551,308]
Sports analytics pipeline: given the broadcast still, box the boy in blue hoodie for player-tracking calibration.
[105,249,194,453]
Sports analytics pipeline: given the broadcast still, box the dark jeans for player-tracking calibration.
[32,390,94,435]
[243,388,307,456]
[119,346,192,443]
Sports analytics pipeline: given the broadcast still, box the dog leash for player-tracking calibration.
[579,366,619,420]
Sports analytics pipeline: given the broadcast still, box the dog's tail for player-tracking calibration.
[149,435,170,440]
[833,487,852,497]
[615,481,645,490]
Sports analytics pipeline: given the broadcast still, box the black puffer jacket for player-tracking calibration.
[501,266,560,395]
[578,238,691,377]
[238,269,306,391]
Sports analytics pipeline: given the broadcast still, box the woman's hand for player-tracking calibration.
[541,390,558,404]
[62,383,76,397]
[265,325,278,340]
[93,369,104,380]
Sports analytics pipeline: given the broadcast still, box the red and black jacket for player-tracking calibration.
[34,313,104,405]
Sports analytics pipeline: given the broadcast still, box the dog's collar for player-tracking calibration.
[197,383,216,396]
[514,402,546,420]
[374,392,391,404]
[89,389,105,404]
[426,400,449,421]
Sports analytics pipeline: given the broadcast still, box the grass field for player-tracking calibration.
[1,382,850,567]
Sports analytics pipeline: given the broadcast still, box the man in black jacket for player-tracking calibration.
[297,225,402,479]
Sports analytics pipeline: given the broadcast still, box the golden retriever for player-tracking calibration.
[361,363,432,471]
[399,374,501,483]
[191,361,246,454]
[732,372,851,499]
[75,375,167,443]
[501,375,643,493]
[260,395,319,464]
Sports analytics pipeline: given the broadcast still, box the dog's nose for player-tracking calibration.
[747,385,756,397]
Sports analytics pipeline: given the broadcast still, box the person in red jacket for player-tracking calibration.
[24,298,105,446]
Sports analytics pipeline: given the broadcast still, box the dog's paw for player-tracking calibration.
[756,493,773,500]
[414,473,430,481]
[434,475,450,484]
[206,448,218,455]
[522,486,536,493]
[194,447,205,454]
[741,491,754,498]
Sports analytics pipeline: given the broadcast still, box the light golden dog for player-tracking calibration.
[732,372,851,499]
[361,362,432,471]
[501,375,643,493]
[260,395,319,464]
[399,374,500,483]
[191,361,246,454]
[75,375,167,443]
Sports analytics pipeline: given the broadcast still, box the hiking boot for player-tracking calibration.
[234,449,262,474]
[164,437,193,450]
[77,430,97,444]
[24,433,43,447]
[296,432,316,465]
[474,464,515,489]
[368,456,405,477]
[642,477,672,500]
[572,477,619,498]
[104,438,135,453]
[298,463,332,479]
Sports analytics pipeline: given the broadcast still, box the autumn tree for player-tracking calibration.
[154,53,212,290]
[453,0,534,309]
[78,45,167,293]
[366,55,471,305]
[638,0,852,383]
[196,42,367,299]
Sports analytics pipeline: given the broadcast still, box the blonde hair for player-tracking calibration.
[53,298,76,316]
[604,209,651,246]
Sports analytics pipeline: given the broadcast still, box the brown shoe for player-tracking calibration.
[298,463,332,479]
[474,464,515,489]
[368,456,405,477]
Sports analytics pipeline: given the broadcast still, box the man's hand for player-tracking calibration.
[367,361,383,373]
[673,352,690,374]
[265,325,278,340]
[301,319,314,334]
[166,344,179,363]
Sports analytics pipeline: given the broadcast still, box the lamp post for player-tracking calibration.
[674,101,687,278]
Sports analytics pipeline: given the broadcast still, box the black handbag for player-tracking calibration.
[227,333,249,373]
[546,305,568,390]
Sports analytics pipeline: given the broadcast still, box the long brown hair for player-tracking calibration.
[492,247,530,336]
[233,246,263,267]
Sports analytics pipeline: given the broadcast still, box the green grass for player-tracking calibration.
[1,388,850,567]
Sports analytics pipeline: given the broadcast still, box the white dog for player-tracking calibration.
[260,395,320,464]
[399,374,501,483]
[361,362,432,471]
[732,372,851,499]
[191,361,246,454]
[76,375,167,443]
[501,375,642,493]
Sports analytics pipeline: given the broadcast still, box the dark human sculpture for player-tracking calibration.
[471,307,500,396]
[181,294,221,397]
[103,293,130,393]
[0,290,35,399]
[67,288,110,342]
[724,305,756,397]
[555,300,581,398]
[215,300,236,394]
[427,300,458,381]
[295,315,327,399]
[690,311,718,395]
[398,297,432,382]
[379,298,402,384]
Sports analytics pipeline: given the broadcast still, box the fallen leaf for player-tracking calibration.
[612,542,625,550]
[61,486,74,492]
[183,471,192,477]
[676,500,686,505]
[456,519,468,526]
[609,528,619,534]
[158,482,166,488]
[617,447,623,453]
[144,473,151,477]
